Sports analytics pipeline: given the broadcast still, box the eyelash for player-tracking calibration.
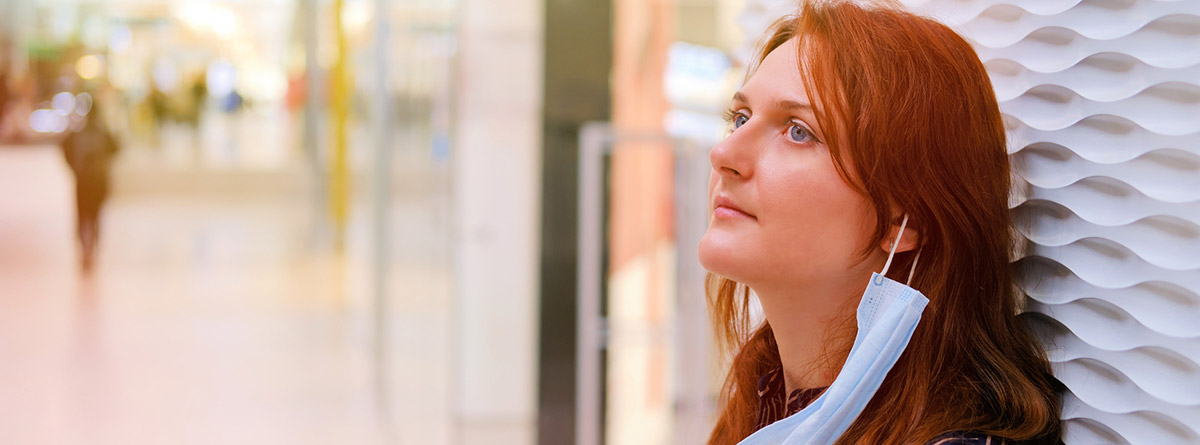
[722,108,744,128]
[721,107,821,144]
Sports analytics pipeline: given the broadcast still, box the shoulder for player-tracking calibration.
[926,431,1013,445]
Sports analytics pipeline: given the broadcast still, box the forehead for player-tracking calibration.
[741,37,809,102]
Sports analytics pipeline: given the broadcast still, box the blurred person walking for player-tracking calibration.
[60,104,119,272]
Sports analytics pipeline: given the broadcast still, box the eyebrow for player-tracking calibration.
[732,92,812,112]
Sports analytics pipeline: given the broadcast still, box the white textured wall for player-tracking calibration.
[452,0,543,442]
[739,0,1200,443]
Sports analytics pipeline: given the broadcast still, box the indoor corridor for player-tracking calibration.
[0,144,453,444]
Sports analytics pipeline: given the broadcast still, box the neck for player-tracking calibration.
[754,266,880,395]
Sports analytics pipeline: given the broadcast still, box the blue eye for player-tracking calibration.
[788,123,814,143]
[733,114,749,129]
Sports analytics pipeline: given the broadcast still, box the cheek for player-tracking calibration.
[758,158,873,269]
[697,150,876,283]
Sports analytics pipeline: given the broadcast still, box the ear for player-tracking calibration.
[879,216,919,255]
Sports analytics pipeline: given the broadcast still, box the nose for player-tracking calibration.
[709,129,753,179]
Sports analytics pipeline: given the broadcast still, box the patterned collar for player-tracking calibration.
[755,366,828,430]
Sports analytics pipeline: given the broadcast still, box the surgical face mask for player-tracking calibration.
[739,215,929,445]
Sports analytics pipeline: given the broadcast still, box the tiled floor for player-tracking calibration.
[0,145,452,444]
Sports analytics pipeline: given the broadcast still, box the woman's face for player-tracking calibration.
[697,37,878,292]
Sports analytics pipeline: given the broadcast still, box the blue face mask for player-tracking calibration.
[739,215,929,445]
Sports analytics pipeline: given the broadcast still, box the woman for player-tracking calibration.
[698,1,1062,443]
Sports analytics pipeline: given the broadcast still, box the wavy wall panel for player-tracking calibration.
[737,0,1200,442]
[920,0,1200,442]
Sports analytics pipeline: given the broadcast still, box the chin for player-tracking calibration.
[697,230,750,283]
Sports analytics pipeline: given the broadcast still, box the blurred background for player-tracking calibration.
[2,0,1197,444]
[0,0,744,444]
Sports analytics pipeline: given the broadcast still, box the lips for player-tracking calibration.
[713,195,756,220]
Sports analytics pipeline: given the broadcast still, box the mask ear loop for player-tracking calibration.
[875,214,908,285]
[905,250,921,286]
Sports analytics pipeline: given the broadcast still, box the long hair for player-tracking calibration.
[706,1,1062,443]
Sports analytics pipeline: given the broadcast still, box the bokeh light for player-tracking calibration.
[51,92,76,116]
[75,54,105,80]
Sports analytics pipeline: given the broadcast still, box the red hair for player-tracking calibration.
[707,1,1062,443]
